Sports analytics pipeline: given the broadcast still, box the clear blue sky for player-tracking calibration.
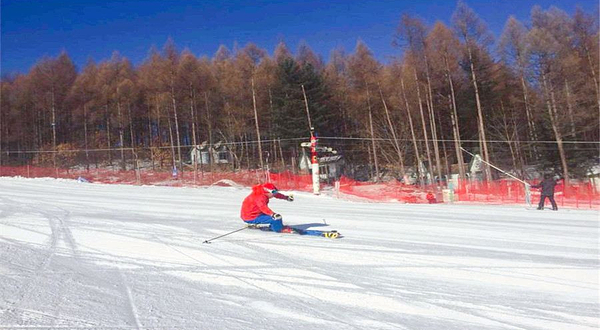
[1,0,596,75]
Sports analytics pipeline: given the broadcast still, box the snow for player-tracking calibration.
[0,177,598,330]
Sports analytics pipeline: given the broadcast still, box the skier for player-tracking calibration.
[240,183,294,232]
[531,174,560,211]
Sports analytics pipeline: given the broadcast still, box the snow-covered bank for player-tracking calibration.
[0,177,598,329]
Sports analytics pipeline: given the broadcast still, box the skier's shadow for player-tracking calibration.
[290,222,329,231]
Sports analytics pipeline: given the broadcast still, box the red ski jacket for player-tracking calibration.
[240,184,287,221]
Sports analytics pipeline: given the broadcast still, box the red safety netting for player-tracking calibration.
[336,176,427,203]
[267,171,314,192]
[1,166,598,209]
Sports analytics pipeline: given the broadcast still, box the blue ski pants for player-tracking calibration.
[244,214,283,232]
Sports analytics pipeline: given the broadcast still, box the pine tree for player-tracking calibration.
[271,58,331,140]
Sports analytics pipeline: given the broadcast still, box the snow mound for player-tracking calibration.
[210,178,244,188]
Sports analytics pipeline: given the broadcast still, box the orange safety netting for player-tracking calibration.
[1,166,598,209]
[454,179,600,209]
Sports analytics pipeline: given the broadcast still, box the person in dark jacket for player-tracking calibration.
[531,174,559,210]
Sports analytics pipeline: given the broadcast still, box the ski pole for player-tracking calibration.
[203,226,248,244]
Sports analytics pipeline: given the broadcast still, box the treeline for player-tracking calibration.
[1,3,598,182]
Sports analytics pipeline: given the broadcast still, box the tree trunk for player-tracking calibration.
[413,69,434,184]
[564,80,577,138]
[82,104,89,170]
[445,55,466,181]
[511,105,526,179]
[366,142,374,181]
[170,81,183,173]
[583,46,600,114]
[187,85,196,146]
[278,138,285,170]
[542,72,569,184]
[189,84,198,183]
[426,93,443,185]
[127,103,135,161]
[147,106,155,171]
[423,59,443,185]
[105,101,112,167]
[37,109,43,149]
[466,45,491,181]
[252,78,264,170]
[155,94,161,145]
[245,134,251,171]
[501,102,518,173]
[379,84,406,179]
[272,137,277,169]
[403,79,425,182]
[268,88,278,169]
[520,74,539,159]
[51,87,57,176]
[366,88,380,182]
[166,105,177,171]
[437,110,451,179]
[205,92,213,173]
[117,87,126,170]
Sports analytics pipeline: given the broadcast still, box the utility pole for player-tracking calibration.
[302,85,319,195]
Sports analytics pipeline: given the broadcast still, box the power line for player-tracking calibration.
[317,136,600,145]
[1,136,598,154]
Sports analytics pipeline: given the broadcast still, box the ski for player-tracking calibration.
[299,229,341,239]
[246,225,342,239]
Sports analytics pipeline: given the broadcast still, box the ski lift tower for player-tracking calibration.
[300,85,320,195]
[300,127,320,195]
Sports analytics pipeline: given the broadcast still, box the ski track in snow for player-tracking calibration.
[0,177,598,329]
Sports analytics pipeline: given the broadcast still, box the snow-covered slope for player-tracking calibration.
[0,177,598,329]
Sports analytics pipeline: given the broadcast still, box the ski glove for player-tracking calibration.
[272,213,282,220]
[287,194,294,202]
